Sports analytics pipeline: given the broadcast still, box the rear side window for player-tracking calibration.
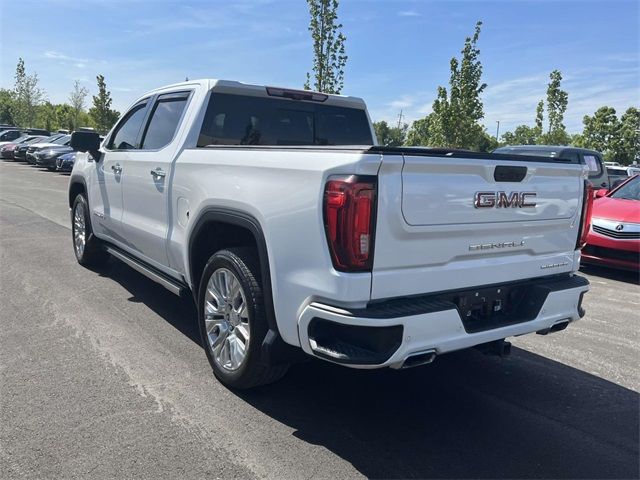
[197,93,373,147]
[141,92,190,150]
[583,154,603,177]
[108,102,148,150]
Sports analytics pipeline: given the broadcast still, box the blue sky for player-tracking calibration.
[1,0,638,134]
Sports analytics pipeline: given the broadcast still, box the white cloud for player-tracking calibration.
[482,65,639,134]
[44,51,88,64]
[388,95,416,109]
[398,10,421,17]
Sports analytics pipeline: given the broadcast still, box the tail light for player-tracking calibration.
[576,181,594,249]
[323,175,377,271]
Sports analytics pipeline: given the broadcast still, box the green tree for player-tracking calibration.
[303,0,347,94]
[11,58,44,127]
[55,103,75,131]
[69,80,89,130]
[534,100,544,140]
[405,115,432,146]
[618,107,640,164]
[542,70,569,144]
[581,106,621,160]
[478,131,498,152]
[501,125,538,145]
[37,102,59,131]
[373,120,408,146]
[570,133,585,148]
[88,74,120,134]
[422,21,487,149]
[0,88,15,125]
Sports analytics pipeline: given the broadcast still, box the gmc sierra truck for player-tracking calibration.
[69,79,592,389]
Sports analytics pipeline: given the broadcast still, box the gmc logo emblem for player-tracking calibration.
[474,191,537,208]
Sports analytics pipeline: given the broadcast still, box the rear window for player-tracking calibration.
[197,93,373,147]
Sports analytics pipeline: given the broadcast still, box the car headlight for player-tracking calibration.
[39,150,56,159]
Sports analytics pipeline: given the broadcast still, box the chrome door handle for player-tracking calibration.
[150,167,166,179]
[111,163,122,174]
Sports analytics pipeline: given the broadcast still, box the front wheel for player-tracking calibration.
[71,194,108,267]
[198,248,288,389]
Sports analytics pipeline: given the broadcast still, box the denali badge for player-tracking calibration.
[469,240,525,251]
[474,191,537,208]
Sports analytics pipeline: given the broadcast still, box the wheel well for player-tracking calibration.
[69,181,86,208]
[190,221,259,290]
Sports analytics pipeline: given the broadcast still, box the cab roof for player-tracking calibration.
[141,79,367,110]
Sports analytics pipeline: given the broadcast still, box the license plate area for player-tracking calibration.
[450,283,547,333]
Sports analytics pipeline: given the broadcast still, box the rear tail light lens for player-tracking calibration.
[576,180,594,249]
[323,175,377,271]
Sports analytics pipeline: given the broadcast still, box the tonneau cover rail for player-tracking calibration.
[368,146,575,163]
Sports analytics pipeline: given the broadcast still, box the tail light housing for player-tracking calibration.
[323,175,377,271]
[576,180,594,249]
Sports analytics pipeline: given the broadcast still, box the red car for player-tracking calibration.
[582,174,639,271]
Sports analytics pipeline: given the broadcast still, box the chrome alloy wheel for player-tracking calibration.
[204,268,250,371]
[73,202,86,258]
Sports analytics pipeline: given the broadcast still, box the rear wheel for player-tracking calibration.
[198,248,288,389]
[71,194,108,267]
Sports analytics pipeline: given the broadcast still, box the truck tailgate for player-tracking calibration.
[372,152,586,300]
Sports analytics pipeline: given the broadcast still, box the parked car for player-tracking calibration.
[26,134,71,164]
[55,151,76,172]
[0,135,47,159]
[68,79,590,389]
[494,145,611,189]
[13,133,65,161]
[604,161,621,167]
[606,166,632,189]
[35,145,74,170]
[582,175,640,271]
[24,128,50,136]
[0,129,25,142]
[0,133,29,148]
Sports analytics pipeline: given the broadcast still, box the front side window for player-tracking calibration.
[108,102,148,150]
[141,92,190,150]
[197,93,373,147]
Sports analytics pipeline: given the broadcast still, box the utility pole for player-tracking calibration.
[495,120,500,140]
[397,110,405,130]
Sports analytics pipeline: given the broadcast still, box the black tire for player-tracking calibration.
[71,193,108,267]
[198,247,288,389]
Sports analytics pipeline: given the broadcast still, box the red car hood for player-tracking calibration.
[592,197,640,223]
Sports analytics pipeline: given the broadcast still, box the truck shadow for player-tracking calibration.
[101,258,639,479]
[241,350,639,479]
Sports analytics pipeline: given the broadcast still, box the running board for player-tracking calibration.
[105,246,187,296]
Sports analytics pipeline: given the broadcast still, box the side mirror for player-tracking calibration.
[70,131,101,159]
[595,188,608,198]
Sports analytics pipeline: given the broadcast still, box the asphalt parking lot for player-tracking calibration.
[1,159,638,479]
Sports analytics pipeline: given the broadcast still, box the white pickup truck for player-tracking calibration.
[69,79,592,389]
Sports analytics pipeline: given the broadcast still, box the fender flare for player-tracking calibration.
[68,175,88,208]
[188,207,296,364]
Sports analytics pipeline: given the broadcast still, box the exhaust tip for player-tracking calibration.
[550,320,569,333]
[402,350,437,369]
[537,319,570,335]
